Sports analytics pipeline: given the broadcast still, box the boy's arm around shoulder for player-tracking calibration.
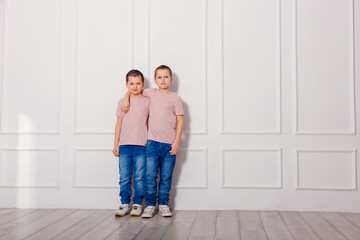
[120,91,131,113]
[120,88,153,113]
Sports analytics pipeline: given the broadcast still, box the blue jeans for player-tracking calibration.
[118,145,146,205]
[145,140,176,206]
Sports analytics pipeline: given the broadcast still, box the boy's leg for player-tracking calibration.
[158,144,176,206]
[144,140,161,206]
[132,146,146,205]
[119,145,133,205]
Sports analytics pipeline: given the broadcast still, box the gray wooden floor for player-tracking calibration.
[1,209,360,240]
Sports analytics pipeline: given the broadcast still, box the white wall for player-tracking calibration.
[0,0,359,211]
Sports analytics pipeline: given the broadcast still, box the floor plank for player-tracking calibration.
[0,209,37,226]
[0,209,76,240]
[215,210,241,240]
[134,211,173,240]
[0,209,57,238]
[105,214,148,240]
[259,211,294,240]
[238,210,267,240]
[161,210,197,240]
[78,211,129,240]
[51,209,114,240]
[0,209,17,217]
[24,209,96,240]
[279,211,320,240]
[240,230,268,240]
[320,212,360,240]
[299,212,347,240]
[341,212,360,228]
[187,210,217,240]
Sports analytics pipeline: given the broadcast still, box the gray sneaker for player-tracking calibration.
[159,205,172,217]
[141,206,156,218]
[130,204,142,216]
[115,204,130,217]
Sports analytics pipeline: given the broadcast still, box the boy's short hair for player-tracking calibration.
[126,69,144,83]
[154,65,172,78]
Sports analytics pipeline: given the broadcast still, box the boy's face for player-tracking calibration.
[154,69,172,90]
[126,76,144,96]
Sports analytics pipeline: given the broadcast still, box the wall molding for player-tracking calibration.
[72,148,118,188]
[0,0,62,135]
[73,0,133,135]
[220,148,283,189]
[174,147,208,189]
[0,148,60,188]
[294,0,356,135]
[295,149,357,190]
[220,0,282,135]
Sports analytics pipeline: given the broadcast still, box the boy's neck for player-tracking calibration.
[158,88,171,94]
[130,93,142,97]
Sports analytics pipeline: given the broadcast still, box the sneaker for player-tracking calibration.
[130,204,142,216]
[159,205,172,217]
[141,206,156,218]
[115,204,130,217]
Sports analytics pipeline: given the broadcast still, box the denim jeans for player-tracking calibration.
[119,145,146,205]
[145,140,176,206]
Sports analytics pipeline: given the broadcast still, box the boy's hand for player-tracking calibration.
[169,141,180,155]
[121,99,130,113]
[113,145,119,157]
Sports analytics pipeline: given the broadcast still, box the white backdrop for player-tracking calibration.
[0,0,360,211]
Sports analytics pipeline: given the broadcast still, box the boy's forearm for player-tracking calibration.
[124,91,131,99]
[114,134,120,146]
[174,116,184,144]
[114,127,121,146]
[121,91,132,113]
[114,118,122,146]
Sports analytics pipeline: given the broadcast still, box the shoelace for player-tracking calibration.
[160,206,170,213]
[144,206,154,213]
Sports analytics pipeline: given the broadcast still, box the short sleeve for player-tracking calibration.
[116,99,124,117]
[174,96,184,116]
[143,88,157,98]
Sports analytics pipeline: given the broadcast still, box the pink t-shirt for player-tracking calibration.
[116,96,150,146]
[143,88,184,144]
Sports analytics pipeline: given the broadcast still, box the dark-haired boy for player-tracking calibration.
[113,69,150,216]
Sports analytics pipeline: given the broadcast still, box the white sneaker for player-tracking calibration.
[115,204,130,217]
[141,206,156,218]
[159,205,172,217]
[130,204,142,216]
